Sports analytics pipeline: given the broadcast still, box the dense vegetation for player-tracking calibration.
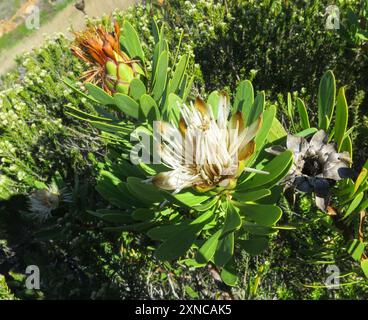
[0,0,368,299]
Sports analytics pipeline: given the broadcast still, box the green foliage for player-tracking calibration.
[1,0,368,300]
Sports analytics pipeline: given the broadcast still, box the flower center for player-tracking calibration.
[302,156,324,176]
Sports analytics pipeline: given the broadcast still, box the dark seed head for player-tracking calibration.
[302,156,324,177]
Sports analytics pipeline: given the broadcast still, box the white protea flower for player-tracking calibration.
[28,183,72,221]
[152,93,264,193]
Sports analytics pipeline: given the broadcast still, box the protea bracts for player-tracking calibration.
[71,21,144,95]
[151,93,265,193]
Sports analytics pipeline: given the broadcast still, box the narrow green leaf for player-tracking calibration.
[152,51,169,101]
[232,189,271,202]
[155,210,214,261]
[132,208,157,221]
[196,229,222,264]
[295,127,318,137]
[139,94,160,122]
[221,201,242,236]
[347,239,366,261]
[287,92,294,128]
[129,78,146,101]
[114,93,139,119]
[296,97,310,129]
[234,80,254,121]
[238,204,282,226]
[238,150,293,190]
[214,232,234,268]
[220,258,238,286]
[247,91,265,126]
[341,135,353,157]
[127,177,165,204]
[88,210,134,224]
[361,259,368,278]
[85,83,114,105]
[122,21,145,62]
[334,87,348,151]
[318,70,336,130]
[161,190,209,208]
[267,117,287,143]
[343,192,364,219]
[253,105,276,154]
[168,54,188,94]
[238,237,269,255]
[242,222,278,235]
[207,90,220,119]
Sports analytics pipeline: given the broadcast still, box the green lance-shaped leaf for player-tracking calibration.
[334,87,348,152]
[247,91,265,126]
[318,70,336,131]
[348,239,366,261]
[232,189,271,203]
[111,159,146,180]
[65,105,113,123]
[238,204,282,226]
[88,210,135,224]
[237,150,293,190]
[295,127,318,137]
[165,93,182,124]
[96,171,131,209]
[214,232,234,268]
[155,210,214,261]
[121,21,145,62]
[233,80,254,121]
[267,116,287,143]
[114,93,139,119]
[253,105,276,155]
[220,257,238,286]
[63,77,99,103]
[85,83,114,105]
[221,201,242,236]
[132,208,157,221]
[341,134,353,157]
[151,19,160,44]
[242,222,278,236]
[129,78,146,101]
[207,90,220,120]
[148,222,190,241]
[361,259,368,278]
[126,177,165,205]
[296,97,310,130]
[354,165,368,194]
[287,92,295,128]
[139,94,160,122]
[161,189,209,208]
[238,236,269,255]
[196,229,222,264]
[168,54,188,95]
[342,192,364,219]
[152,51,169,102]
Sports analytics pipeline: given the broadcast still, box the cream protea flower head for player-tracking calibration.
[152,93,263,193]
[28,183,71,221]
[267,130,353,211]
